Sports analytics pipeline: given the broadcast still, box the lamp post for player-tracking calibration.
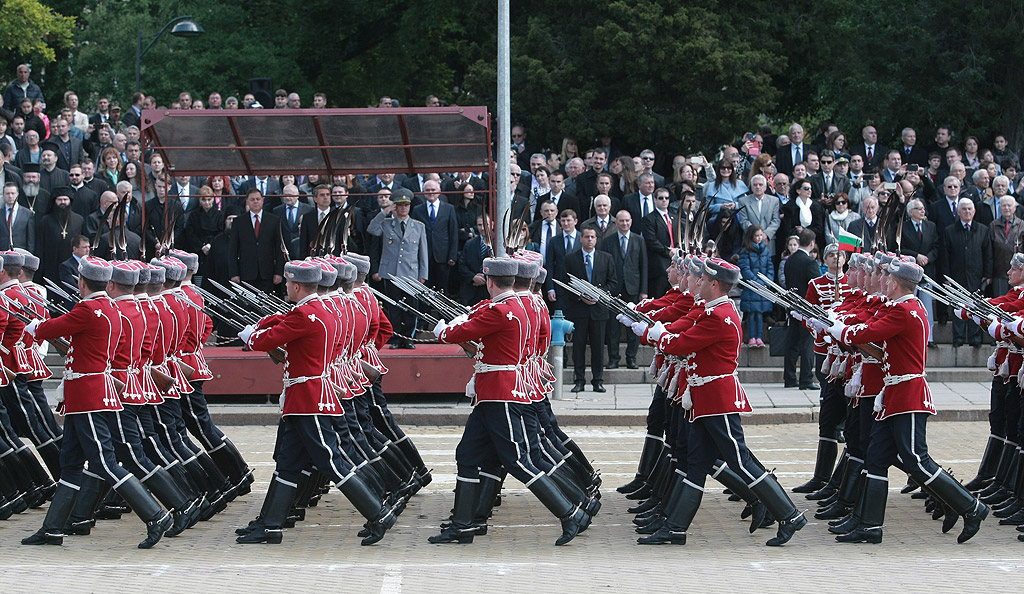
[135,16,205,93]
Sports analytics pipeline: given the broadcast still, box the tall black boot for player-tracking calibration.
[563,438,600,488]
[21,482,78,545]
[16,447,55,506]
[143,468,198,537]
[0,455,29,515]
[711,462,767,533]
[220,438,254,493]
[979,438,1016,500]
[195,451,233,499]
[392,436,431,486]
[627,447,669,500]
[927,470,989,543]
[1000,451,1024,525]
[237,476,297,544]
[816,456,864,520]
[183,457,223,520]
[339,473,396,545]
[207,439,245,485]
[115,475,172,549]
[472,473,504,531]
[429,478,481,544]
[549,461,600,516]
[635,469,687,534]
[64,472,108,535]
[836,474,887,543]
[619,435,664,493]
[528,475,588,546]
[637,477,702,545]
[965,434,1005,491]
[380,444,415,482]
[807,450,847,501]
[35,440,63,482]
[793,438,838,493]
[750,473,807,546]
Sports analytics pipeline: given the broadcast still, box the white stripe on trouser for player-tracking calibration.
[10,386,45,444]
[274,475,299,489]
[456,475,480,483]
[85,412,126,488]
[479,471,502,481]
[820,437,839,444]
[153,407,183,462]
[312,417,346,483]
[115,412,149,472]
[865,473,888,482]
[722,416,759,483]
[908,414,936,482]
[503,403,541,486]
[58,478,81,490]
[682,477,706,492]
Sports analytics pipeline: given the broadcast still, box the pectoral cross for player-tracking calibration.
[61,229,67,239]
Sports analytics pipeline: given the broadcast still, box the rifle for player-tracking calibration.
[555,275,654,324]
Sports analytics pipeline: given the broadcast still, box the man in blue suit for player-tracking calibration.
[411,178,458,292]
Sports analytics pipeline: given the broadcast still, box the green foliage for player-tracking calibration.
[0,0,74,62]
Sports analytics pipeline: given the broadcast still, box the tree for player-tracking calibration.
[0,0,74,62]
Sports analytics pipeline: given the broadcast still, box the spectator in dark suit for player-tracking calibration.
[783,229,819,389]
[0,181,32,253]
[641,188,677,298]
[941,198,992,346]
[458,214,493,305]
[185,187,226,279]
[601,210,647,369]
[298,184,333,259]
[535,170,577,221]
[776,123,810,177]
[530,199,560,264]
[235,175,283,212]
[564,225,618,393]
[849,125,887,170]
[168,174,202,225]
[411,179,458,291]
[227,188,285,293]
[898,127,929,168]
[582,194,617,239]
[272,184,312,260]
[623,173,657,231]
[143,177,186,255]
[59,235,90,306]
[544,209,581,310]
[890,198,940,344]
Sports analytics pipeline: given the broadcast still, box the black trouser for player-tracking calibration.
[59,412,132,487]
[540,398,571,445]
[783,320,814,387]
[569,316,606,384]
[818,378,846,441]
[454,402,543,484]
[684,413,767,488]
[952,317,981,345]
[368,376,406,443]
[534,400,571,458]
[384,279,417,341]
[864,412,940,482]
[670,405,689,469]
[24,378,61,440]
[844,397,863,460]
[606,293,639,364]
[646,384,668,437]
[110,406,160,477]
[1005,381,1022,446]
[990,376,1009,438]
[275,414,356,485]
[181,381,226,451]
[427,259,450,293]
[519,401,557,473]
[0,383,55,446]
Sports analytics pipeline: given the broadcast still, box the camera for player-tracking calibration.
[907,164,919,172]
[884,182,898,191]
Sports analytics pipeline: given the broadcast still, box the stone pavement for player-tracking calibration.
[4,421,1023,592]
[202,381,995,426]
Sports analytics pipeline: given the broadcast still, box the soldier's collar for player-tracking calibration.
[82,291,107,300]
[889,293,916,305]
[113,294,136,302]
[0,279,18,289]
[296,294,317,306]
[492,290,515,302]
[704,295,731,308]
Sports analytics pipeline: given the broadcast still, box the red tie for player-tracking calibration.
[253,214,261,236]
[1007,221,1011,236]
[867,147,873,162]
[664,213,674,248]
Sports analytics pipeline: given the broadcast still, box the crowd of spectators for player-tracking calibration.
[3,63,1021,357]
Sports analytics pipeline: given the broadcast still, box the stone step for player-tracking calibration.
[562,366,993,385]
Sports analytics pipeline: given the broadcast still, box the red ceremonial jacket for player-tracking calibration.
[805,272,849,355]
[113,295,147,404]
[137,294,165,405]
[0,280,32,374]
[439,290,529,404]
[249,295,343,416]
[657,295,752,420]
[840,293,935,420]
[177,284,214,381]
[35,292,123,414]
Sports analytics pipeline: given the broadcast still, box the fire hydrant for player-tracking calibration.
[548,310,574,400]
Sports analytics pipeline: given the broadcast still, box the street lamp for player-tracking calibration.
[135,16,205,93]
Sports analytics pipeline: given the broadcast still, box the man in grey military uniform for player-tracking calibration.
[368,187,429,348]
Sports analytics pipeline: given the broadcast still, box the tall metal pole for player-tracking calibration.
[494,0,511,257]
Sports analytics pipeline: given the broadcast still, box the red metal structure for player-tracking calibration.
[138,107,494,396]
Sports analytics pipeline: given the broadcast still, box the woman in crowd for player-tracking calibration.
[704,157,749,214]
[738,224,772,347]
[204,174,238,212]
[825,130,847,158]
[560,137,579,172]
[825,192,860,241]
[123,160,146,201]
[454,183,482,252]
[97,147,124,188]
[748,153,776,190]
[187,186,227,283]
[963,136,981,170]
[611,155,638,195]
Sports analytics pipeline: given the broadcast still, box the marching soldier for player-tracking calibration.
[236,260,397,546]
[22,256,173,548]
[630,258,806,546]
[822,256,989,543]
[428,256,590,545]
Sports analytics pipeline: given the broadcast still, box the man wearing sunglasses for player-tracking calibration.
[810,153,851,201]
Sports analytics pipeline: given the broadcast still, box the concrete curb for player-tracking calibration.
[206,405,989,427]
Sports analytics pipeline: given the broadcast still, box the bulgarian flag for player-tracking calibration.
[837,227,862,252]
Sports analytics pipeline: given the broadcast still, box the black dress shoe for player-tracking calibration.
[969,341,981,348]
[403,341,416,349]
[928,342,938,348]
[626,359,638,369]
[800,384,820,391]
[571,382,585,393]
[592,382,606,393]
[606,360,620,369]
[784,383,798,388]
[952,341,964,347]
[389,343,401,349]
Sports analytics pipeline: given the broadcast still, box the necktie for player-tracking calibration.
[258,179,265,194]
[621,234,627,256]
[642,197,650,217]
[585,253,593,282]
[289,206,296,227]
[480,240,489,257]
[965,224,970,233]
[1007,220,1011,236]
[867,146,873,162]
[253,214,260,236]
[216,197,222,210]
[319,210,326,223]
[906,147,911,155]
[6,207,11,227]
[795,145,802,163]
[664,213,674,248]
[400,220,406,236]
[566,234,573,252]
[600,219,606,232]
[917,222,923,241]
[429,203,436,225]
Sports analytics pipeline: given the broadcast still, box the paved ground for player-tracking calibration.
[4,420,1023,592]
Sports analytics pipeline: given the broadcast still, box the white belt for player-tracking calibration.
[283,373,331,388]
[883,372,925,386]
[686,372,736,387]
[475,363,517,373]
[64,369,112,381]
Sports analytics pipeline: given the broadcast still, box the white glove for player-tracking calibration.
[827,320,847,340]
[238,324,255,345]
[433,318,448,338]
[808,318,828,333]
[953,307,966,321]
[1008,317,1024,337]
[24,319,39,337]
[790,311,805,322]
[616,313,630,326]
[647,321,667,343]
[972,314,983,326]
[450,313,468,326]
[631,321,650,337]
[989,319,1004,340]
[626,302,637,311]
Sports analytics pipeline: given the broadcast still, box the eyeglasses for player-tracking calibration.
[763,162,775,167]
[835,201,848,205]
[910,206,925,210]
[821,160,834,165]
[798,186,812,191]
[641,156,655,161]
[720,165,733,171]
